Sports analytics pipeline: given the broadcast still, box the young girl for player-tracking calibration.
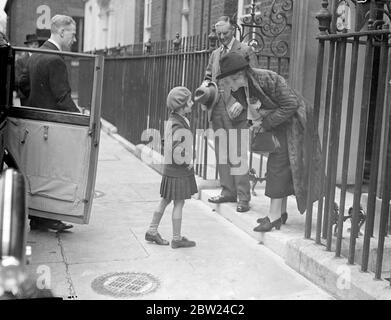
[145,86,198,249]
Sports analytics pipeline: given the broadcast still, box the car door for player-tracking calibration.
[3,46,104,225]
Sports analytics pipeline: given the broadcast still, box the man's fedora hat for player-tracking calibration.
[194,81,219,110]
[216,52,249,80]
[24,34,39,45]
[36,29,51,43]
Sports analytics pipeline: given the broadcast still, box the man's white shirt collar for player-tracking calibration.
[47,39,61,51]
[221,37,235,52]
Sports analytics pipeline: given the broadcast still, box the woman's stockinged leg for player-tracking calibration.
[269,198,284,222]
[281,197,287,214]
[172,200,185,241]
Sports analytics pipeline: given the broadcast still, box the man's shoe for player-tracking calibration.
[30,218,47,231]
[45,220,73,232]
[145,232,169,246]
[208,195,237,204]
[171,236,196,249]
[237,202,250,213]
[30,218,73,232]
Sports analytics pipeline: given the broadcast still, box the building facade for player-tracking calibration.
[84,0,248,48]
[5,0,84,51]
[83,0,144,52]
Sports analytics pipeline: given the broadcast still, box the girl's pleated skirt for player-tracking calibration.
[160,174,198,200]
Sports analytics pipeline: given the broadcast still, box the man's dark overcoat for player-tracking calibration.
[27,41,79,112]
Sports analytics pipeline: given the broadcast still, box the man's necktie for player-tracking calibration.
[222,45,228,56]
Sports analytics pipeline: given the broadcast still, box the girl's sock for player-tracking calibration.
[172,218,182,241]
[148,211,164,235]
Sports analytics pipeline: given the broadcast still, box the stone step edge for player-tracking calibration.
[198,189,391,300]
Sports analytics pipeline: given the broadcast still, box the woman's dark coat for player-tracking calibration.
[248,68,322,214]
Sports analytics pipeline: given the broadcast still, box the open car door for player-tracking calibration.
[3,46,104,225]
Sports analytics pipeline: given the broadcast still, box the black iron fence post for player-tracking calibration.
[305,0,331,240]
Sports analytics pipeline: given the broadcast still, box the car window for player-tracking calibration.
[13,49,95,115]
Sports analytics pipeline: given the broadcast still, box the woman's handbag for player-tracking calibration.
[251,129,280,154]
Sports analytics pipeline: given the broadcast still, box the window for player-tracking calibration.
[144,0,152,42]
[181,0,190,37]
[145,0,151,27]
[237,0,261,21]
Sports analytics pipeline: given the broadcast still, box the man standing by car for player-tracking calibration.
[203,16,258,213]
[27,15,80,231]
[27,15,79,113]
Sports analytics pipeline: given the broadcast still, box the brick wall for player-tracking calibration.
[6,0,84,47]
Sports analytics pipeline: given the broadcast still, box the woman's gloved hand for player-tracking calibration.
[228,102,244,119]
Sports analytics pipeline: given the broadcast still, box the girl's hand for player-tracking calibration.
[250,120,264,133]
[187,163,194,170]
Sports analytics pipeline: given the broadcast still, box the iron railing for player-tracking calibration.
[82,32,290,181]
[306,0,391,282]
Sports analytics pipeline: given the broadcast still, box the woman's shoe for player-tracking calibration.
[256,216,268,224]
[281,212,288,225]
[257,212,288,225]
[253,217,282,232]
[145,231,169,245]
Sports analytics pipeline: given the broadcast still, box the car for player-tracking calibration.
[0,43,104,298]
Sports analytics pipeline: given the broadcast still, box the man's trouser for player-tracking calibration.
[211,98,251,203]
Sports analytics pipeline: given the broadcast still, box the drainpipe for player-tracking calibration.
[200,0,205,36]
[162,0,168,40]
[207,0,212,33]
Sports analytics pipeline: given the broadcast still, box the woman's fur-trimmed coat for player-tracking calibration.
[248,68,323,214]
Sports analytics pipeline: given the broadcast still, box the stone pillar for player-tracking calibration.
[289,0,310,93]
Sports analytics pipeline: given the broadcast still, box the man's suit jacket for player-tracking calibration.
[27,41,79,112]
[15,54,31,105]
[204,39,258,121]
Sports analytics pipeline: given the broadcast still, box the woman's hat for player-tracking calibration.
[167,86,192,111]
[216,52,249,80]
[24,34,39,45]
[194,82,219,110]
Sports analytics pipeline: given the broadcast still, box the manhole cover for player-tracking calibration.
[94,190,105,199]
[91,272,159,298]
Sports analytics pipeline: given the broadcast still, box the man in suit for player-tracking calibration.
[203,16,258,213]
[27,15,79,232]
[14,34,41,106]
[27,15,79,113]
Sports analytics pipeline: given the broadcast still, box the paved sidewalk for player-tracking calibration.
[25,131,333,300]
[99,119,391,300]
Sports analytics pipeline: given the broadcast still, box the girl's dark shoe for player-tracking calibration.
[145,231,169,245]
[253,217,282,232]
[171,236,196,249]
